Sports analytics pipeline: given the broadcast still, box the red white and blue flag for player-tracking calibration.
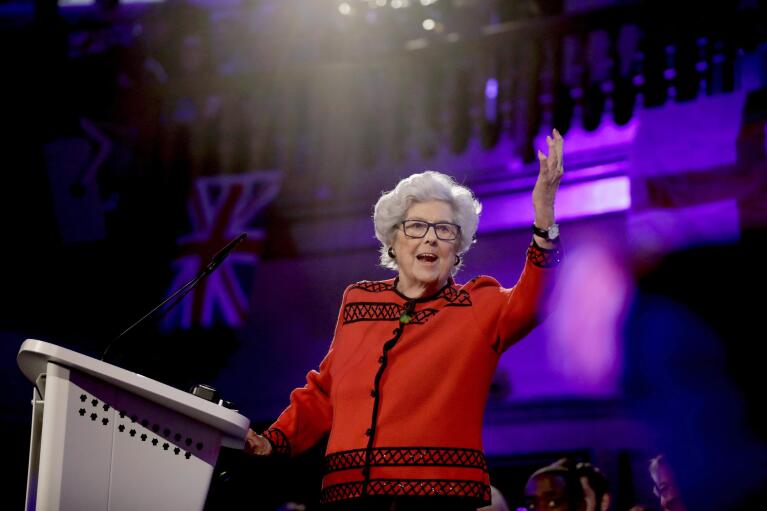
[164,171,281,329]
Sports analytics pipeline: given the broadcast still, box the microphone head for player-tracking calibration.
[211,233,248,264]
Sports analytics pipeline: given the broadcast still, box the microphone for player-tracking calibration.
[199,233,247,276]
[101,233,248,363]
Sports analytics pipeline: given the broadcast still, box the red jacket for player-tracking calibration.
[264,241,560,507]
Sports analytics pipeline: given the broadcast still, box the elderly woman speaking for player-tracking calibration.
[246,130,565,510]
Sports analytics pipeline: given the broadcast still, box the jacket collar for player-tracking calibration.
[391,276,456,303]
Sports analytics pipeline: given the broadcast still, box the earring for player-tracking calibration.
[454,255,461,266]
[388,247,396,259]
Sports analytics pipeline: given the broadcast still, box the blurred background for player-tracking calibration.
[1,0,766,509]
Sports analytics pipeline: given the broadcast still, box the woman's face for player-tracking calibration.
[392,200,459,294]
[524,473,575,511]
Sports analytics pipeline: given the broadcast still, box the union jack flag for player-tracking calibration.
[163,171,281,329]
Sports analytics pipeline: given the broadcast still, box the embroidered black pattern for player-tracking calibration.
[324,447,488,474]
[410,309,439,323]
[350,279,471,307]
[320,479,491,504]
[527,241,562,268]
[344,303,401,323]
[351,281,395,293]
[263,428,290,456]
[439,287,472,306]
[344,303,438,324]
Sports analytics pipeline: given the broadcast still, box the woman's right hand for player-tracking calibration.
[244,428,273,456]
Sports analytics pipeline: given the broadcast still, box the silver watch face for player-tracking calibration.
[547,224,560,240]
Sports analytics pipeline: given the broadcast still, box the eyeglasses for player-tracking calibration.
[400,220,461,241]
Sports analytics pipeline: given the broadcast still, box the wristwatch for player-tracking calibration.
[532,222,560,242]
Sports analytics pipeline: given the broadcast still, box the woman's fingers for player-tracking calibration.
[553,128,564,168]
[543,129,564,176]
[244,429,272,455]
[546,134,557,171]
[537,129,564,193]
[537,149,548,173]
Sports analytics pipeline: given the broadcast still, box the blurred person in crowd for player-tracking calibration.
[623,232,767,511]
[523,458,610,511]
[648,455,684,511]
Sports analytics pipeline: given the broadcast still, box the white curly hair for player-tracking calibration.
[373,171,482,274]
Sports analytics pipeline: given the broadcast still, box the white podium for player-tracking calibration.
[18,339,250,511]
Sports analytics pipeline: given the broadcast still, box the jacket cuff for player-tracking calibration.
[527,238,562,268]
[262,428,291,456]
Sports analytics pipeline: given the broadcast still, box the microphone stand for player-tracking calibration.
[101,233,247,363]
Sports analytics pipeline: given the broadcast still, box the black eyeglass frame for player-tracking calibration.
[398,219,462,241]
